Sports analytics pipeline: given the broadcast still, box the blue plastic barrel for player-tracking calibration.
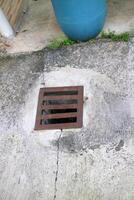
[51,0,107,41]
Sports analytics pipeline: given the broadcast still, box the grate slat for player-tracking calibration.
[41,104,78,110]
[43,95,79,100]
[35,122,79,130]
[40,86,80,92]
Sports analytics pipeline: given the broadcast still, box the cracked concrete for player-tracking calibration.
[0,39,134,199]
[53,132,62,200]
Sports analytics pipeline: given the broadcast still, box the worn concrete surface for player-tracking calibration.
[0,39,134,199]
[104,0,134,33]
[2,0,134,54]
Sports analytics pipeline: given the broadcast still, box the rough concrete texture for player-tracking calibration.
[0,39,134,199]
[3,0,134,54]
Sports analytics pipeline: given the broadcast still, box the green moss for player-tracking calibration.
[48,38,77,49]
[100,31,130,42]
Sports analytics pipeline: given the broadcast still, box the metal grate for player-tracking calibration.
[34,86,83,130]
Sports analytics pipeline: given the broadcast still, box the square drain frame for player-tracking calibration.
[34,86,83,130]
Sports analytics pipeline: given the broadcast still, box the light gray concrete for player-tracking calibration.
[0,39,134,199]
[6,0,64,54]
[105,0,134,33]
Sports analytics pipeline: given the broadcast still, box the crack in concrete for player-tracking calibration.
[53,132,62,200]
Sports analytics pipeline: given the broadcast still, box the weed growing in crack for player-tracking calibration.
[100,31,130,42]
[48,38,77,49]
[48,31,130,50]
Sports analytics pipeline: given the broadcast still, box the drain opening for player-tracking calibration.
[34,86,83,130]
[44,90,78,96]
[41,117,77,125]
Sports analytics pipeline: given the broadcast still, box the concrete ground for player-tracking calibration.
[1,1,134,199]
[0,39,134,200]
[1,0,134,54]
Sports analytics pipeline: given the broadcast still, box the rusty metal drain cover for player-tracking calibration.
[34,86,83,130]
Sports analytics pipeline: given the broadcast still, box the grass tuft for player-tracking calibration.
[100,31,130,42]
[48,38,77,49]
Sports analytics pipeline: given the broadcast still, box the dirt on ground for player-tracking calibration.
[0,35,10,52]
